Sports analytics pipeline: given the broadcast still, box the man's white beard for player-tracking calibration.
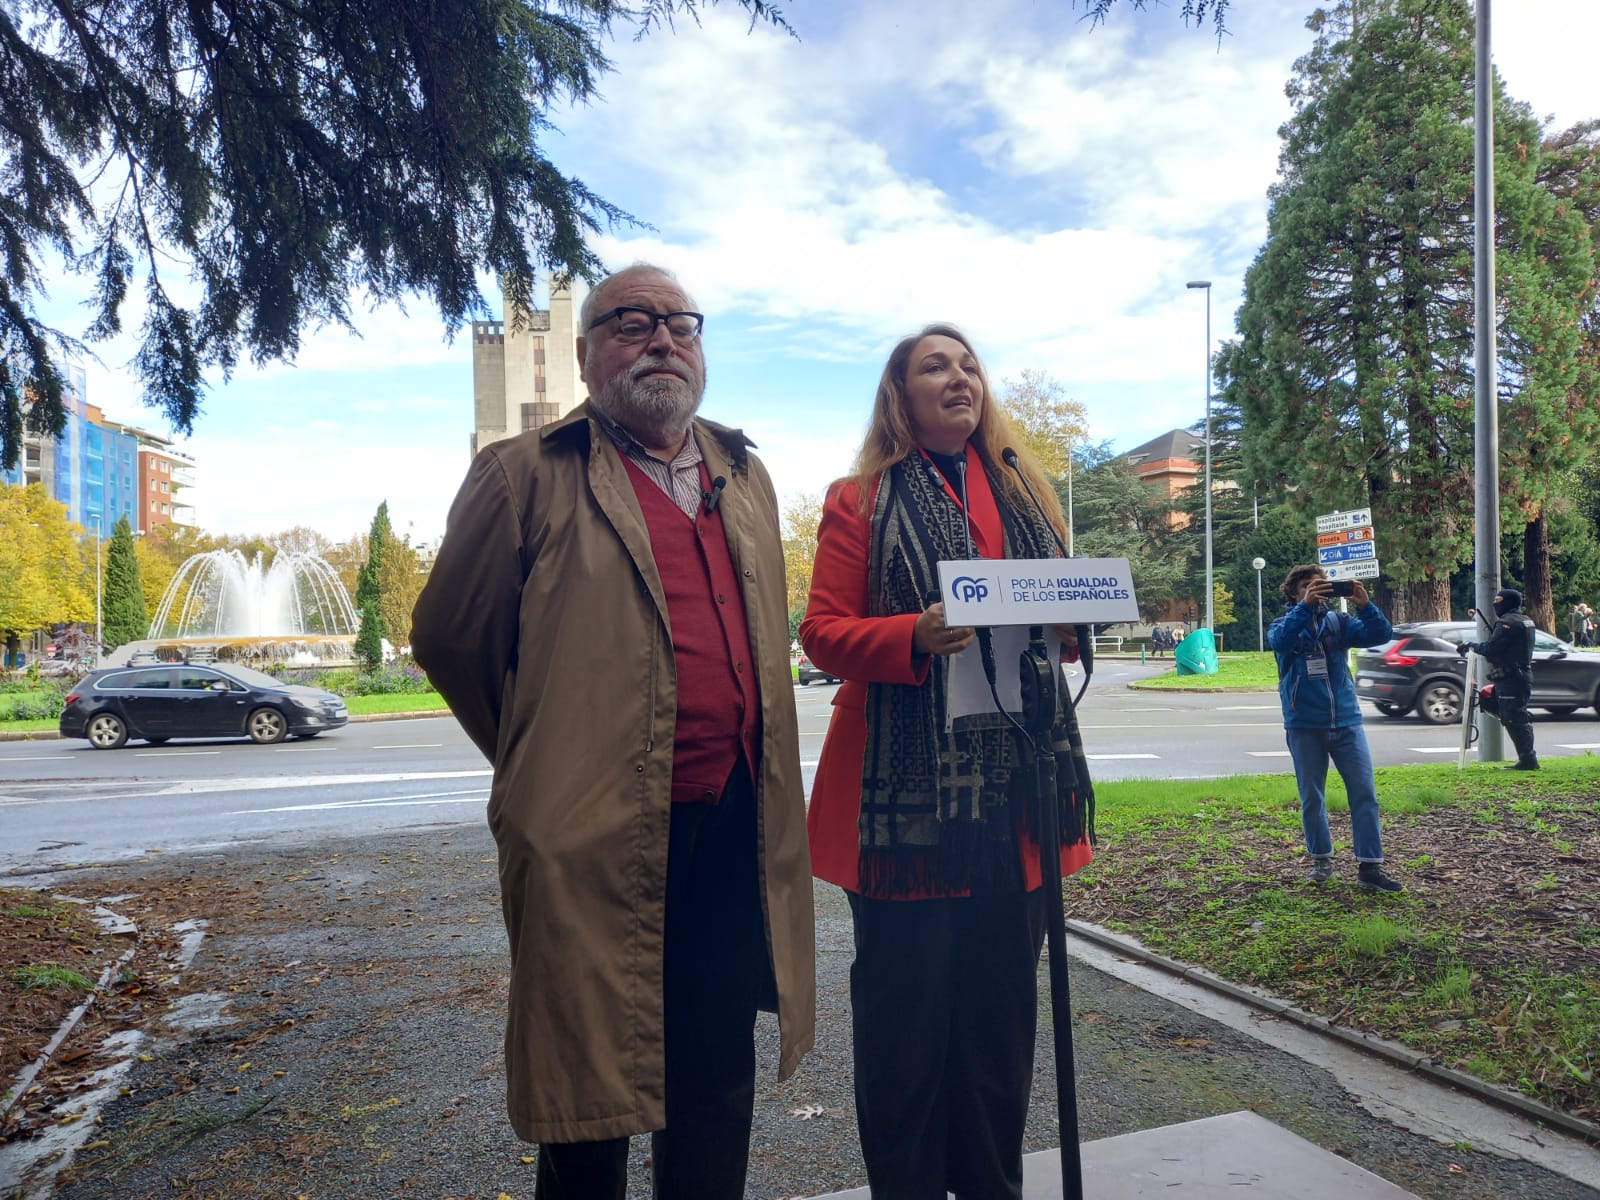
[592,356,705,446]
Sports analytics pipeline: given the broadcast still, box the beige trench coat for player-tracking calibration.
[410,405,814,1143]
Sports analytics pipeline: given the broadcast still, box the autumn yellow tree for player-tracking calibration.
[996,369,1089,480]
[781,493,823,636]
[0,483,93,660]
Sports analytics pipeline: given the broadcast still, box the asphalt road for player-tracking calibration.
[5,665,1599,875]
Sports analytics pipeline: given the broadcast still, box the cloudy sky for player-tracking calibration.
[34,0,1600,545]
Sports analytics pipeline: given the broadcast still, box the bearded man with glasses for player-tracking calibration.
[413,263,814,1200]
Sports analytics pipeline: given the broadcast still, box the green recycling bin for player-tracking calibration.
[1175,627,1219,676]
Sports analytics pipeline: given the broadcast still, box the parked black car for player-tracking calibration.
[796,654,841,686]
[60,663,348,749]
[1354,621,1600,724]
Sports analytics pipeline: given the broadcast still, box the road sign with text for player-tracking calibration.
[1316,527,1374,547]
[1321,559,1381,581]
[1315,508,1372,534]
[1317,541,1376,564]
[1315,508,1379,579]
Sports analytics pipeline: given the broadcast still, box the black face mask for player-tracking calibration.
[1494,592,1520,617]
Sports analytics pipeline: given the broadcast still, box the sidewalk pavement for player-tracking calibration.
[5,824,1598,1200]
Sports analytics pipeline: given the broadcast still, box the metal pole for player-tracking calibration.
[1252,555,1266,653]
[1066,437,1075,556]
[1473,0,1504,761]
[1257,570,1264,651]
[1187,281,1214,633]
[95,521,103,654]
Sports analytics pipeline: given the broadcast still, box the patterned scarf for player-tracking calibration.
[857,451,1095,898]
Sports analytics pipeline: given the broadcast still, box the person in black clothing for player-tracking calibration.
[1459,588,1538,770]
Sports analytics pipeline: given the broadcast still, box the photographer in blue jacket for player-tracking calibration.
[1268,565,1403,892]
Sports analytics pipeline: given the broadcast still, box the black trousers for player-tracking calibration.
[847,888,1048,1200]
[1495,677,1537,761]
[535,767,769,1200]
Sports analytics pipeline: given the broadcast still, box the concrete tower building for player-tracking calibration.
[471,278,584,457]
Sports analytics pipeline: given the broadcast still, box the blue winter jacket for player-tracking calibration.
[1268,600,1393,729]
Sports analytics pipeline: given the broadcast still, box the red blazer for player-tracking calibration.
[799,447,1093,896]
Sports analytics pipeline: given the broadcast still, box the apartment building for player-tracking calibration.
[2,365,198,536]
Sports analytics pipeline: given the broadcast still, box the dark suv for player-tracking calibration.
[1354,621,1600,724]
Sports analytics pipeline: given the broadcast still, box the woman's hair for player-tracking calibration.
[845,323,1067,541]
[1280,563,1324,602]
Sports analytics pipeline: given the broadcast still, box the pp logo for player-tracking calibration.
[951,576,990,603]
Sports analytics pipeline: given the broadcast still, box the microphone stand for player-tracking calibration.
[996,449,1085,1200]
[950,449,1085,1199]
[1017,619,1084,1200]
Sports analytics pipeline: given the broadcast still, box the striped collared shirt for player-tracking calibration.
[594,410,705,517]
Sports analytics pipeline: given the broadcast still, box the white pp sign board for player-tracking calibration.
[937,557,1140,626]
[1315,508,1379,579]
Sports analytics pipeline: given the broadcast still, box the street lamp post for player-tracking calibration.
[1187,280,1213,634]
[1064,434,1075,556]
[1252,556,1267,652]
[95,530,103,656]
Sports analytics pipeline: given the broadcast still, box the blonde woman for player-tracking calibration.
[801,323,1093,1199]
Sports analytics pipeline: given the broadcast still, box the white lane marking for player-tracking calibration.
[1247,751,1292,758]
[1410,747,1460,754]
[154,769,491,796]
[134,750,222,757]
[1086,753,1160,760]
[373,743,443,749]
[11,769,497,807]
[229,788,488,814]
[1,756,73,761]
[1080,721,1284,731]
[1555,742,1600,750]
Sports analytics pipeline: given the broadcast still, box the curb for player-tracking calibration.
[0,708,453,743]
[1124,682,1277,694]
[1,899,140,1123]
[1065,918,1600,1147]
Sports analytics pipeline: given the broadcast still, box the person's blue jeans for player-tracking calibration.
[1285,724,1384,862]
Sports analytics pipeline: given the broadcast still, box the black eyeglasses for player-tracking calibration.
[586,307,704,343]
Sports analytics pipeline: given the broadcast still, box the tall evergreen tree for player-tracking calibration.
[101,515,148,649]
[1222,0,1594,622]
[354,503,390,670]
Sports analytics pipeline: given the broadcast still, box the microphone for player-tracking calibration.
[955,457,977,559]
[703,475,727,515]
[1001,447,1093,688]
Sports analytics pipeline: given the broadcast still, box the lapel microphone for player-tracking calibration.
[702,475,727,515]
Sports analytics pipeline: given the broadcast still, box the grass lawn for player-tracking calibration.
[344,692,449,715]
[1137,650,1282,690]
[1070,758,1600,1125]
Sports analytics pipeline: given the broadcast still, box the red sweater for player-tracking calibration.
[624,457,760,802]
[799,447,1093,895]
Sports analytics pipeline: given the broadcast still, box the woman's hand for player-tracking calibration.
[1350,580,1369,606]
[914,602,976,657]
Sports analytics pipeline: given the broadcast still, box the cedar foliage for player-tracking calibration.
[0,0,794,471]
